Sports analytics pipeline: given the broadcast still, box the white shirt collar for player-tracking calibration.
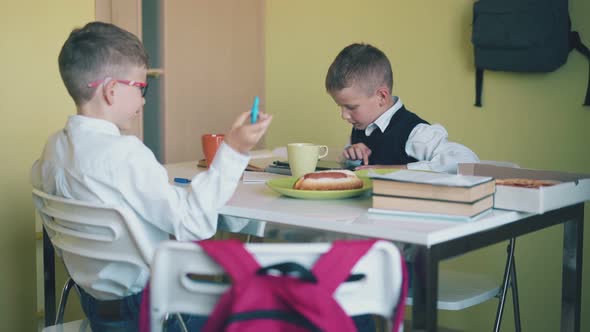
[66,115,121,136]
[364,96,404,136]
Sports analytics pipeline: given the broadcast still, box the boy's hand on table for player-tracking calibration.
[343,143,372,165]
[354,164,407,170]
[225,111,273,155]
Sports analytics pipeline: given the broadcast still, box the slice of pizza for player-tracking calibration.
[496,178,561,189]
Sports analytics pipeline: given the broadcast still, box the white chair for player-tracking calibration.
[405,270,499,311]
[32,188,158,331]
[404,232,521,332]
[149,240,406,332]
[253,223,518,331]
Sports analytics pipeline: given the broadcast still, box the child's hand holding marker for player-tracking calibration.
[223,97,272,155]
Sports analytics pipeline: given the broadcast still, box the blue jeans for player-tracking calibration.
[79,287,373,331]
[351,314,377,331]
[79,287,143,332]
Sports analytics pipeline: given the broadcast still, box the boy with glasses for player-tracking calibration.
[326,43,478,173]
[31,21,271,331]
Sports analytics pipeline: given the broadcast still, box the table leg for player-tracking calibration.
[43,228,55,327]
[510,247,522,332]
[494,238,518,332]
[561,205,583,332]
[412,246,439,331]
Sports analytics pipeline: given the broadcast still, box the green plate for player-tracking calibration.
[266,176,373,200]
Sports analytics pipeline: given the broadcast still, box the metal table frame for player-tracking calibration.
[410,203,583,331]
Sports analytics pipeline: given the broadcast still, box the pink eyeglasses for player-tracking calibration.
[88,78,149,97]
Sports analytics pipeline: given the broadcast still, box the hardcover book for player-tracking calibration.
[372,194,494,218]
[370,170,495,203]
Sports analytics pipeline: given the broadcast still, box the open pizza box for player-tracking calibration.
[458,163,590,214]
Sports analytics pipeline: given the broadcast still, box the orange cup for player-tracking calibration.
[201,134,225,168]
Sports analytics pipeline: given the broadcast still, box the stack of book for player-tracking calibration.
[369,170,496,218]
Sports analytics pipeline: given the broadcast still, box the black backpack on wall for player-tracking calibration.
[471,0,590,107]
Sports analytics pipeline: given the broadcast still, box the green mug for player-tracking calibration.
[287,143,329,178]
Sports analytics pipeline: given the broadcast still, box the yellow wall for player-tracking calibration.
[265,0,590,331]
[0,1,93,330]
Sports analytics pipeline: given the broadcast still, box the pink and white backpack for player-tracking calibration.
[140,239,407,332]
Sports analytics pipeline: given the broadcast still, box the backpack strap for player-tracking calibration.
[475,68,484,107]
[311,239,377,294]
[198,239,261,283]
[569,31,590,106]
[391,254,409,332]
[138,282,150,332]
[312,239,409,332]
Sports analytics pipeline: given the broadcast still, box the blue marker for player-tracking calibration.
[251,96,259,123]
[173,177,191,184]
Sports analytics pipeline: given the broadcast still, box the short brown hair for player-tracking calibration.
[58,21,148,106]
[325,43,393,95]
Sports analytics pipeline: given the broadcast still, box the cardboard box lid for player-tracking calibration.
[458,163,589,182]
[459,163,590,214]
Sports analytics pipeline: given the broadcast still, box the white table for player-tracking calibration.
[165,161,584,331]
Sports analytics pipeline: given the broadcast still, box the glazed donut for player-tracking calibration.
[293,170,363,191]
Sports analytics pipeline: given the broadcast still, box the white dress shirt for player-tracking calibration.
[31,115,249,299]
[360,97,479,173]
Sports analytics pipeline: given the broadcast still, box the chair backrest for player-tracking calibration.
[32,188,156,299]
[148,240,405,332]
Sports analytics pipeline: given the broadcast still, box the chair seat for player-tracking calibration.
[42,319,92,332]
[406,270,499,311]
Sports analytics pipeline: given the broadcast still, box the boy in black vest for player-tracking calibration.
[325,43,479,173]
